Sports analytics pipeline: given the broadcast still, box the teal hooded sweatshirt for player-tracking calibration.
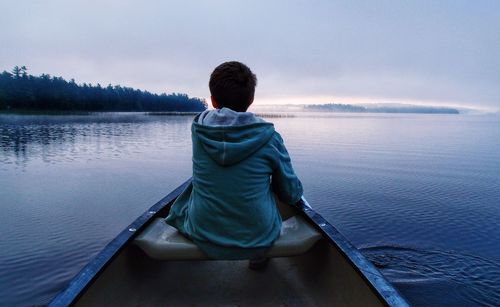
[165,108,303,259]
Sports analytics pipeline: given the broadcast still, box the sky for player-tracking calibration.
[1,0,499,110]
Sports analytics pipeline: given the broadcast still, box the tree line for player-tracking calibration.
[0,66,207,112]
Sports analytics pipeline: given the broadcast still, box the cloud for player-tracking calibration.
[1,0,499,109]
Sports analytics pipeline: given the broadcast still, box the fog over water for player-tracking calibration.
[1,112,499,306]
[2,1,499,306]
[1,1,500,110]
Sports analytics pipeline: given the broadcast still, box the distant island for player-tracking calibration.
[305,103,460,114]
[0,66,207,112]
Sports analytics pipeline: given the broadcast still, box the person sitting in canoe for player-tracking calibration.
[166,61,303,264]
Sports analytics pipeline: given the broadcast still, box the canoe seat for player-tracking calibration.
[134,216,322,260]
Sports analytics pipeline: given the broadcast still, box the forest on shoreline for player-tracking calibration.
[0,66,207,112]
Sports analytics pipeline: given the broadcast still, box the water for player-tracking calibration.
[0,112,499,306]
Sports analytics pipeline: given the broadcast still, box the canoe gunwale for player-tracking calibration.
[48,179,191,307]
[49,179,408,306]
[296,198,409,307]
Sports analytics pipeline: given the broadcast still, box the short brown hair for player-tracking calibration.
[209,61,257,112]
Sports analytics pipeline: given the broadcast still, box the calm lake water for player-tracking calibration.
[1,112,499,306]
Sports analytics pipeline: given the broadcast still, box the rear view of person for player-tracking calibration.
[166,61,303,260]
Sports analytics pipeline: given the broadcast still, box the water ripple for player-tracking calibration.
[1,113,500,306]
[361,245,500,306]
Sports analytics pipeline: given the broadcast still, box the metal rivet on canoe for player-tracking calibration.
[128,228,137,232]
[319,223,326,227]
[148,211,156,215]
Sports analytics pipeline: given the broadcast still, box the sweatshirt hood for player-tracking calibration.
[193,108,275,166]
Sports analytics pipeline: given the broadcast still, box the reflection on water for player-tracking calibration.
[1,112,499,306]
[0,113,191,168]
[0,113,195,306]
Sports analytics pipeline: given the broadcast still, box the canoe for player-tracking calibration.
[49,179,409,306]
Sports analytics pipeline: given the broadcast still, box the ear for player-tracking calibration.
[210,96,219,109]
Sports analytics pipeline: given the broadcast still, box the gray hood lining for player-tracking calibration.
[197,108,266,127]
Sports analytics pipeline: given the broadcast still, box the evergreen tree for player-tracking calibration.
[11,66,21,79]
[0,66,207,112]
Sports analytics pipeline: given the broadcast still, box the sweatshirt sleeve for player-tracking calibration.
[271,132,303,204]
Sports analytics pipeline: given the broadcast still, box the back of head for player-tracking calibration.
[209,61,257,112]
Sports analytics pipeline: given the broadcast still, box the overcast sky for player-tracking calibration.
[1,1,499,110]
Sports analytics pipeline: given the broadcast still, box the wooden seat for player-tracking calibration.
[134,216,322,260]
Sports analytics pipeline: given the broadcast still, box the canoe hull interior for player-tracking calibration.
[75,238,385,307]
[50,180,406,306]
